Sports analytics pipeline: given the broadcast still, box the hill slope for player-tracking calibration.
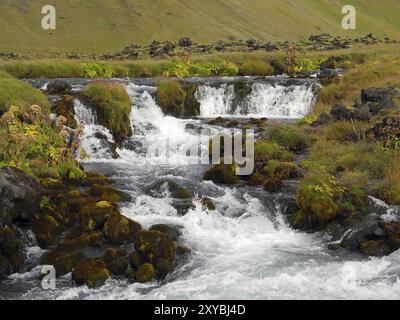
[1,0,400,54]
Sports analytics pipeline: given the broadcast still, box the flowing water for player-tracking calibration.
[2,77,400,300]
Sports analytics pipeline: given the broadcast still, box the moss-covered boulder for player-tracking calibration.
[57,163,87,185]
[40,250,85,277]
[135,263,155,283]
[155,80,200,117]
[53,95,77,128]
[294,172,344,230]
[129,252,142,271]
[263,176,283,193]
[78,202,118,231]
[146,179,192,199]
[268,124,309,153]
[32,214,63,248]
[200,197,216,211]
[72,258,111,288]
[90,184,131,203]
[133,230,176,279]
[203,164,238,184]
[149,224,183,241]
[0,226,24,275]
[103,214,142,245]
[81,82,132,143]
[102,248,129,275]
[56,232,103,252]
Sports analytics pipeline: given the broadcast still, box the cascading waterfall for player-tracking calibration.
[73,99,117,160]
[195,81,318,118]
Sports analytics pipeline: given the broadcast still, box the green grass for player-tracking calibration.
[0,71,50,115]
[0,0,399,54]
[81,81,132,142]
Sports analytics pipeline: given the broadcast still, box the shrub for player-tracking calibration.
[238,60,274,76]
[83,62,115,78]
[82,82,132,142]
[254,140,294,162]
[0,72,50,115]
[377,151,400,204]
[269,124,309,153]
[162,59,238,77]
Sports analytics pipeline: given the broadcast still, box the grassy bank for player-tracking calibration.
[1,43,399,79]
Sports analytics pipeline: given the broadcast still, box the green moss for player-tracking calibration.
[269,124,309,153]
[155,80,200,117]
[82,82,132,142]
[0,72,50,115]
[96,201,113,209]
[72,258,111,288]
[177,187,193,199]
[136,263,155,283]
[83,62,115,78]
[57,163,86,184]
[254,140,294,162]
[203,163,238,184]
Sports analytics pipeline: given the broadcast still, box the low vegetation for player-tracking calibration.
[81,81,132,142]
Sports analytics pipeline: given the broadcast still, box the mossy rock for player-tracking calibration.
[254,140,294,162]
[155,80,200,117]
[72,258,111,288]
[133,230,176,279]
[53,95,78,128]
[149,224,183,241]
[203,164,238,184]
[85,172,112,186]
[247,173,267,186]
[40,178,70,195]
[81,82,132,143]
[0,255,13,277]
[130,252,142,271]
[103,214,142,245]
[40,250,85,277]
[56,232,103,252]
[57,163,87,185]
[102,248,129,275]
[0,226,24,272]
[200,197,216,211]
[32,214,63,248]
[90,185,131,203]
[293,172,343,230]
[135,263,155,283]
[360,240,390,257]
[78,202,118,231]
[268,124,309,153]
[147,180,192,199]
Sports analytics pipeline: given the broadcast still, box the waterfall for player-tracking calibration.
[73,99,117,160]
[195,81,318,118]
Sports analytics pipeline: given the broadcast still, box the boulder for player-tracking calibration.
[0,167,41,226]
[103,214,142,245]
[102,248,129,275]
[330,104,353,121]
[149,224,183,241]
[360,87,399,113]
[135,263,155,283]
[178,37,193,47]
[72,258,111,288]
[53,95,78,128]
[146,180,193,199]
[312,112,334,127]
[203,164,238,184]
[0,226,24,276]
[133,230,176,279]
[47,80,72,95]
[40,250,85,277]
[32,214,63,248]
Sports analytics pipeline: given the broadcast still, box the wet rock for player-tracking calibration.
[146,180,193,199]
[56,232,103,252]
[130,252,142,271]
[340,224,386,251]
[200,197,216,211]
[0,166,42,226]
[150,224,183,241]
[72,258,111,288]
[90,185,131,203]
[135,263,155,283]
[47,80,72,95]
[93,132,119,159]
[203,164,238,184]
[102,248,129,275]
[208,117,227,126]
[103,214,142,245]
[133,230,176,279]
[32,214,63,248]
[0,226,24,275]
[40,250,85,277]
[53,95,78,128]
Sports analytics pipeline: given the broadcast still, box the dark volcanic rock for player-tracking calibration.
[0,167,41,226]
[360,87,399,114]
[47,80,72,95]
[178,37,193,47]
[330,104,353,121]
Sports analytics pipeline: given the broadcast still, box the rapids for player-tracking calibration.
[2,77,400,300]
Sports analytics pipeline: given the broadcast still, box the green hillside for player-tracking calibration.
[1,0,399,54]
